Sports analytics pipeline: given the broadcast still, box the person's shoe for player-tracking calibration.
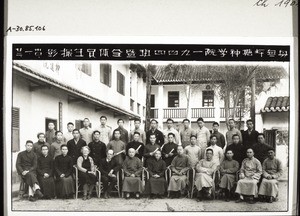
[87,194,91,200]
[235,198,243,203]
[248,198,256,204]
[268,197,274,203]
[149,194,155,199]
[35,189,44,199]
[225,197,230,202]
[82,195,87,200]
[104,192,108,199]
[135,193,140,199]
[156,194,162,199]
[28,196,36,202]
[125,193,130,199]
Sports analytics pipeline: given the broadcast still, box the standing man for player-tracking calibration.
[184,135,202,168]
[33,132,50,158]
[130,119,146,144]
[97,116,112,146]
[79,118,93,144]
[146,119,165,147]
[242,119,259,149]
[107,129,126,166]
[88,130,107,167]
[195,117,210,158]
[210,122,226,149]
[67,129,87,165]
[253,133,271,164]
[126,132,144,160]
[225,119,242,147]
[45,122,56,144]
[64,122,74,143]
[180,119,195,148]
[144,134,161,164]
[226,134,245,166]
[113,119,129,145]
[50,131,66,159]
[161,133,178,167]
[204,135,224,166]
[163,119,181,145]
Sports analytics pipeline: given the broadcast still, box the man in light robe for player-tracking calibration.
[184,135,201,168]
[130,119,146,143]
[204,135,224,166]
[225,119,242,147]
[219,149,239,201]
[167,145,191,198]
[50,131,66,159]
[97,116,112,145]
[163,118,181,145]
[107,129,126,166]
[235,148,262,204]
[79,118,93,144]
[194,148,218,201]
[195,117,210,158]
[122,148,143,199]
[64,122,74,143]
[180,119,195,148]
[258,148,283,203]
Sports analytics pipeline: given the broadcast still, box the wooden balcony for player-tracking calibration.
[163,108,187,119]
[191,108,215,118]
[220,107,242,118]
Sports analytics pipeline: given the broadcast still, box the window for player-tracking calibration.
[117,71,125,95]
[150,95,155,107]
[202,90,214,107]
[100,64,112,87]
[76,63,92,76]
[137,103,140,114]
[130,99,134,111]
[168,91,179,107]
[12,107,20,152]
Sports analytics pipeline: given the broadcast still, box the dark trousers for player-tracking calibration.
[101,175,117,193]
[23,171,39,187]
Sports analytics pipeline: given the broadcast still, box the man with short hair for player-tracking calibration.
[113,119,129,145]
[33,132,50,158]
[64,122,74,143]
[146,119,165,146]
[161,133,178,167]
[225,119,242,147]
[107,129,126,166]
[88,130,107,167]
[180,119,196,148]
[163,118,181,145]
[97,116,112,145]
[126,132,144,160]
[253,133,271,164]
[66,129,87,165]
[258,148,283,203]
[184,135,202,168]
[144,134,161,165]
[225,134,245,166]
[130,119,146,144]
[210,122,226,149]
[242,119,259,149]
[204,135,224,166]
[50,131,66,159]
[16,140,44,202]
[195,117,211,158]
[45,122,56,144]
[79,118,93,144]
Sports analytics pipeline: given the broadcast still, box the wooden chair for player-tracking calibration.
[18,175,28,198]
[97,169,121,198]
[120,168,144,198]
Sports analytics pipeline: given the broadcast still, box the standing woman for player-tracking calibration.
[77,146,97,200]
[37,145,56,199]
[54,144,75,199]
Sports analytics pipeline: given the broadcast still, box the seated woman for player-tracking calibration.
[37,145,56,199]
[54,144,75,199]
[145,150,167,198]
[219,149,239,201]
[235,148,262,204]
[77,146,97,200]
[194,149,218,201]
[122,148,143,199]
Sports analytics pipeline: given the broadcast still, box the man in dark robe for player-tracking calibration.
[45,122,56,144]
[144,134,161,166]
[161,133,178,167]
[126,132,144,160]
[113,119,129,145]
[88,130,107,167]
[242,119,259,149]
[146,119,164,146]
[67,129,87,165]
[253,133,271,164]
[226,134,245,166]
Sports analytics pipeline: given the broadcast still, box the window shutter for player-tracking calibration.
[12,108,20,152]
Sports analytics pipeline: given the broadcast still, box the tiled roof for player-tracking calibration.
[153,64,288,84]
[261,96,290,112]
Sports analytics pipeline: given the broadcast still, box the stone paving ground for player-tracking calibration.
[11,181,289,212]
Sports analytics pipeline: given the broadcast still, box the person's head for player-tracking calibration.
[67,122,74,132]
[150,119,158,129]
[246,119,254,130]
[128,148,135,158]
[149,134,156,144]
[133,132,140,141]
[197,117,204,128]
[190,135,197,146]
[61,144,68,155]
[212,122,219,132]
[267,148,275,160]
[210,134,217,145]
[48,122,55,130]
[206,149,213,160]
[100,116,107,125]
[228,119,235,129]
[72,129,80,139]
[257,133,265,144]
[177,145,184,155]
[93,130,100,141]
[83,118,90,128]
[168,133,175,143]
[182,119,190,129]
[107,149,114,160]
[246,148,254,159]
[225,149,234,160]
[166,118,174,129]
[113,129,121,140]
[37,132,45,142]
[134,119,141,129]
[25,140,34,152]
[117,119,124,128]
[55,131,63,141]
[232,134,240,145]
[41,145,49,156]
[154,150,162,160]
[81,146,90,157]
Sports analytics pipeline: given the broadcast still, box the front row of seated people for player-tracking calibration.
[17,138,283,203]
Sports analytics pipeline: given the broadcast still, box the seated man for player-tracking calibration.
[145,150,167,198]
[98,149,121,199]
[16,140,44,202]
[219,149,239,201]
[235,148,262,204]
[122,148,143,199]
[167,145,190,198]
[126,132,144,160]
[194,149,218,201]
[258,148,283,203]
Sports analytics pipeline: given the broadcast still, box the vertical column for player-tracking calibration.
[157,84,164,130]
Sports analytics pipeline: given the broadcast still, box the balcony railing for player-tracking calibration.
[150,108,158,119]
[191,108,215,118]
[220,107,242,118]
[163,108,187,119]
